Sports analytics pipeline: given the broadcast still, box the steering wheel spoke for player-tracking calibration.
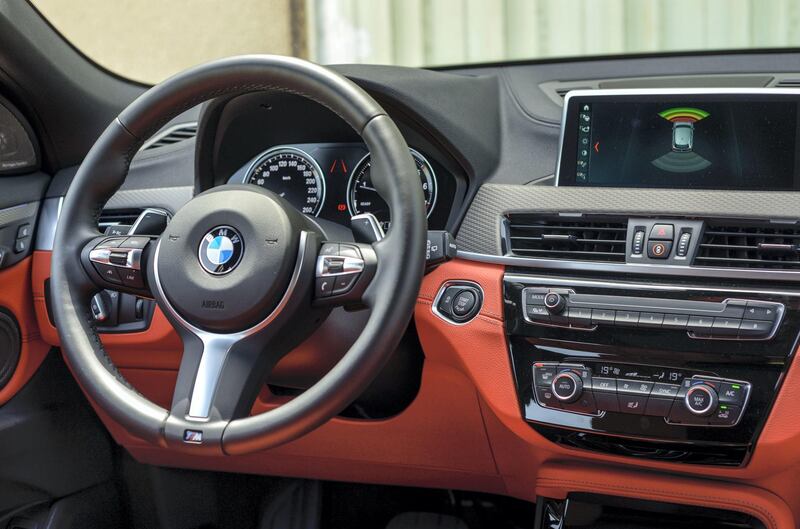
[81,234,155,296]
[313,241,377,308]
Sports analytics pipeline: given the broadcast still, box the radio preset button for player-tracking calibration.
[738,319,773,338]
[638,312,664,327]
[614,311,640,327]
[591,308,616,324]
[661,314,689,328]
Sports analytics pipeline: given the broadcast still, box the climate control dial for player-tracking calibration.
[551,371,583,403]
[685,384,719,416]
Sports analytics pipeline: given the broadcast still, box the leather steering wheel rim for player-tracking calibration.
[50,55,426,455]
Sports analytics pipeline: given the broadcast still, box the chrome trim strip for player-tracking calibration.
[152,230,309,420]
[504,273,800,297]
[88,247,143,270]
[555,87,800,186]
[462,249,800,283]
[34,197,62,251]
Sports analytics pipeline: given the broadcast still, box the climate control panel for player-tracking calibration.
[534,362,751,427]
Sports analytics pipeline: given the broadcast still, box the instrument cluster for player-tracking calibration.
[228,142,453,231]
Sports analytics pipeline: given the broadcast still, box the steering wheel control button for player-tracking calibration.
[95,237,125,249]
[315,277,333,298]
[94,263,122,284]
[197,226,244,275]
[119,268,145,289]
[649,224,674,240]
[647,240,672,259]
[332,273,360,295]
[685,384,718,416]
[551,372,582,403]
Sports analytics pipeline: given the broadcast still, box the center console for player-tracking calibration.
[504,273,800,466]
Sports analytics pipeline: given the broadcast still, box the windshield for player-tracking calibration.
[31,0,800,85]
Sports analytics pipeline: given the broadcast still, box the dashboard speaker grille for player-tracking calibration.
[504,214,628,262]
[695,222,800,269]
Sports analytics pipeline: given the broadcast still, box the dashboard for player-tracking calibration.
[16,49,800,526]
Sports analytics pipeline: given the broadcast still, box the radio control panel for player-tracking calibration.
[522,287,783,340]
[533,362,751,427]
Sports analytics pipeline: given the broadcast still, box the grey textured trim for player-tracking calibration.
[457,183,800,255]
[105,185,193,213]
[0,201,38,228]
[35,197,62,251]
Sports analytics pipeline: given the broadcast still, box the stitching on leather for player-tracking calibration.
[537,477,779,529]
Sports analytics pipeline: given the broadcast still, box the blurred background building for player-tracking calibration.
[31,0,800,84]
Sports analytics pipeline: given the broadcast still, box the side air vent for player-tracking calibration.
[98,209,142,233]
[695,222,800,269]
[140,122,197,151]
[505,214,628,262]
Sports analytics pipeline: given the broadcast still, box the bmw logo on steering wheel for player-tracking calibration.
[198,226,244,275]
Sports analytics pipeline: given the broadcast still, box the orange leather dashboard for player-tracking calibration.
[25,250,800,526]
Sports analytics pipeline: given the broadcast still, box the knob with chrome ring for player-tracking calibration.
[551,371,583,403]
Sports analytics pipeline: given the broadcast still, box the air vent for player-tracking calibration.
[141,122,197,151]
[773,78,800,88]
[505,214,628,262]
[695,221,800,269]
[98,209,142,233]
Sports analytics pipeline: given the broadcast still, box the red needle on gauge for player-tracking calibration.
[594,141,600,153]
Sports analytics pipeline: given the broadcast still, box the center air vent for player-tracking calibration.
[505,214,628,262]
[695,221,800,269]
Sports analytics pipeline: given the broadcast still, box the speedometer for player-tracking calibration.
[347,149,437,231]
[243,147,326,216]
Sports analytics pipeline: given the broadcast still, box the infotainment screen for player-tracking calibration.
[556,90,800,190]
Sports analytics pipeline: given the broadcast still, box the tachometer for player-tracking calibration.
[347,149,437,230]
[243,147,325,216]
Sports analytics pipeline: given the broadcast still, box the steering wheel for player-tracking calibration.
[49,56,427,455]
